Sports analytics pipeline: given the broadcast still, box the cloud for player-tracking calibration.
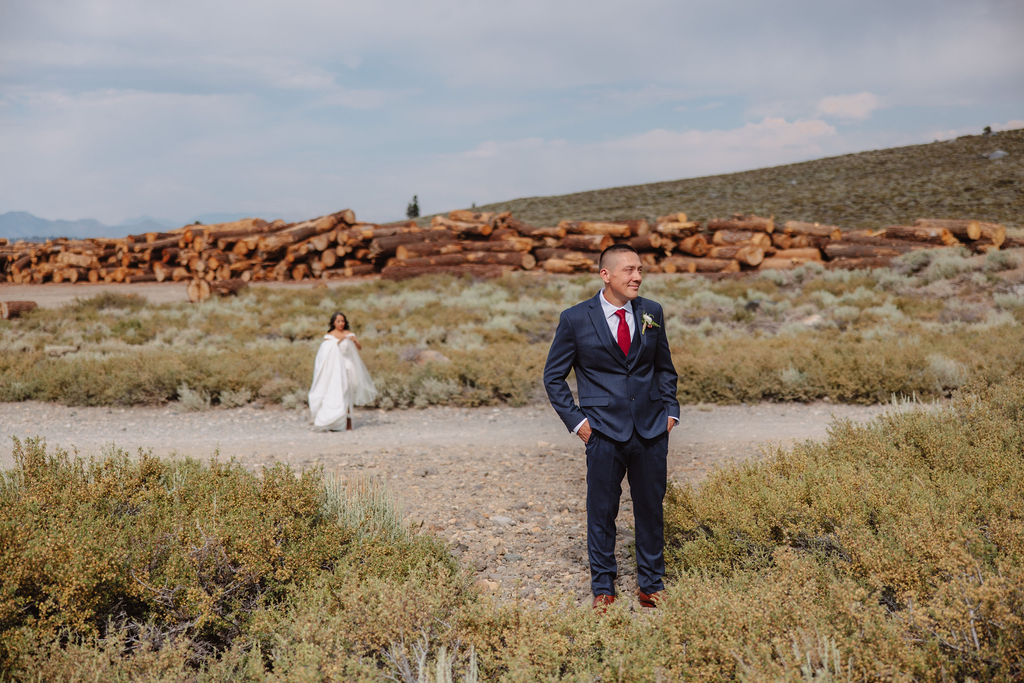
[816,93,882,121]
[1,0,1022,224]
[0,86,322,221]
[5,1,1020,98]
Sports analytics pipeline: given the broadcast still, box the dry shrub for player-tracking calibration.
[3,377,1023,678]
[4,269,1024,408]
[243,561,467,680]
[176,382,211,410]
[217,387,253,408]
[661,376,1024,679]
[0,441,462,678]
[453,377,1024,680]
[673,324,1024,404]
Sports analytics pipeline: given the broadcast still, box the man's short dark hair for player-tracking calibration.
[599,243,640,271]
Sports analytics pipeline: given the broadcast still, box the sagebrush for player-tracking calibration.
[2,250,1023,409]
[3,377,1023,679]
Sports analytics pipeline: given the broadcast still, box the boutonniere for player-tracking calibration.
[640,312,660,335]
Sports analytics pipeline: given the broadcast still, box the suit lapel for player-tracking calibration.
[626,298,644,367]
[587,293,629,367]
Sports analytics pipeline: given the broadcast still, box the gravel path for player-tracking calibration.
[0,280,354,308]
[1,399,901,606]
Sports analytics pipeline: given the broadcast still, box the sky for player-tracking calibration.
[1,0,1023,226]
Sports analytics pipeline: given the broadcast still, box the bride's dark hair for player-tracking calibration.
[328,312,351,332]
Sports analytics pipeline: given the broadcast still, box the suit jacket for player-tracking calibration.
[544,292,679,441]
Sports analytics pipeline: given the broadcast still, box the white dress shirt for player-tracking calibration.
[598,287,635,341]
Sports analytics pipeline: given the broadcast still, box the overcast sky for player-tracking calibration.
[2,0,1022,225]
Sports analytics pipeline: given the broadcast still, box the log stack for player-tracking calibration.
[1,207,1013,289]
[379,211,538,280]
[1,211,358,285]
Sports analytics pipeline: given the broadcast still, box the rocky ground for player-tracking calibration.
[1,399,904,607]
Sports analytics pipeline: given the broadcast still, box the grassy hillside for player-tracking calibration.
[458,129,1023,229]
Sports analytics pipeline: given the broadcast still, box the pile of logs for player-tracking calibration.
[531,213,1011,275]
[1,209,1015,288]
[0,210,363,285]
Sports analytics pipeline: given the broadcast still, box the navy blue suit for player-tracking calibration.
[544,292,679,596]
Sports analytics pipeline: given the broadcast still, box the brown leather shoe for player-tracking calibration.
[592,594,616,611]
[636,589,664,608]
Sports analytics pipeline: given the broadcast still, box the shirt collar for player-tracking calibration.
[598,288,632,319]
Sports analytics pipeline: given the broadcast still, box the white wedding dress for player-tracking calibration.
[308,335,377,431]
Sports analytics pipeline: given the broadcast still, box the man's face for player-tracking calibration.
[601,250,643,303]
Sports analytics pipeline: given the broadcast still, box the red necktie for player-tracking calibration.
[614,309,631,355]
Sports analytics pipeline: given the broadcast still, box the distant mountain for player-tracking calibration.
[0,212,113,241]
[114,215,178,234]
[0,212,263,242]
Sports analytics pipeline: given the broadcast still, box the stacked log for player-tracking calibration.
[186,278,248,303]
[696,214,777,270]
[783,221,842,240]
[1,207,1013,286]
[706,214,775,233]
[675,234,710,257]
[377,211,549,279]
[662,256,739,274]
[654,214,701,238]
[1,300,38,319]
[913,218,1005,251]
[707,245,766,267]
[0,211,360,285]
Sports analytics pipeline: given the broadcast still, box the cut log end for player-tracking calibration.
[186,279,212,303]
[1,300,38,319]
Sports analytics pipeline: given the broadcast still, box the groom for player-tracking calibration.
[543,243,679,609]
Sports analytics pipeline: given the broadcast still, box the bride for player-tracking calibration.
[308,311,377,431]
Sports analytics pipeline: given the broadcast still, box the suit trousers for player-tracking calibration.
[585,427,668,596]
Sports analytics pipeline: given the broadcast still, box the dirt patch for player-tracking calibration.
[1,399,902,606]
[0,279,369,309]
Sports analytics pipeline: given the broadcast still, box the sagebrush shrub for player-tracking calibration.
[661,375,1024,679]
[3,378,1024,678]
[2,268,1023,408]
[0,441,464,677]
[176,382,211,410]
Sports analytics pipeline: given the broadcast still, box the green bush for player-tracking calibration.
[0,441,464,678]
[444,378,1024,680]
[658,376,1024,679]
[3,377,1024,678]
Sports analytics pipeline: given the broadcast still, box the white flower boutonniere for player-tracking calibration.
[641,312,661,335]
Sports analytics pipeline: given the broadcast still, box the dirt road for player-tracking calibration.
[0,279,354,309]
[1,399,900,606]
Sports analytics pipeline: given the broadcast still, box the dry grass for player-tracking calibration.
[457,128,1024,229]
[4,377,1021,679]
[2,252,1024,408]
